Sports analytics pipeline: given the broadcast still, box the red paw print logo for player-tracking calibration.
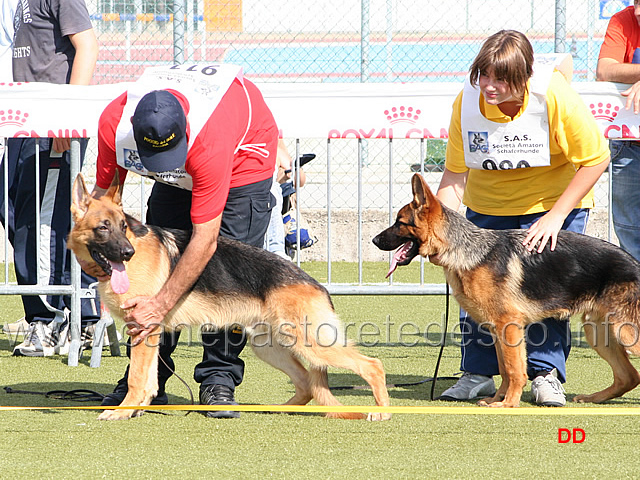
[384,106,421,125]
[0,109,29,127]
[590,103,619,122]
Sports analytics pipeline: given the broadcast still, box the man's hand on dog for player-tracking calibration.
[121,295,169,344]
[522,211,565,253]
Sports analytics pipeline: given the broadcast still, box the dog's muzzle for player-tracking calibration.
[89,244,134,295]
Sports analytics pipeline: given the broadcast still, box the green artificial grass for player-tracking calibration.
[1,261,640,479]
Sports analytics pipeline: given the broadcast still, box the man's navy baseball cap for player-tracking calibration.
[132,90,188,172]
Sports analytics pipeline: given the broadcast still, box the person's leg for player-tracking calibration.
[518,207,588,383]
[216,177,274,246]
[611,140,640,261]
[8,139,99,356]
[0,138,19,244]
[57,141,101,326]
[145,182,194,230]
[146,182,197,390]
[459,312,500,376]
[519,208,588,406]
[11,139,62,322]
[101,182,191,406]
[102,178,274,413]
[195,178,273,417]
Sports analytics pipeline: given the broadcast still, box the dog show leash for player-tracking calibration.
[3,341,195,416]
[4,386,104,402]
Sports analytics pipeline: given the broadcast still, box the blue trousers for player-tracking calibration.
[610,140,640,262]
[0,138,100,324]
[459,207,590,383]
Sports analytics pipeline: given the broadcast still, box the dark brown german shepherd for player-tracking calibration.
[373,173,640,407]
[68,173,390,421]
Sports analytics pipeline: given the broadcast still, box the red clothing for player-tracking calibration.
[599,6,640,63]
[96,78,278,224]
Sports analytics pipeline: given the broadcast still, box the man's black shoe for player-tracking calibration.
[199,384,240,418]
[100,381,168,407]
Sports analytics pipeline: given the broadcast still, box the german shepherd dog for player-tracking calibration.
[373,173,640,407]
[67,173,390,421]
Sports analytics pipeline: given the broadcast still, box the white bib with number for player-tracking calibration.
[115,64,243,190]
[460,61,554,171]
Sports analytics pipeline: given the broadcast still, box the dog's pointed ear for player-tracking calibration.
[105,170,123,206]
[125,212,149,237]
[411,173,436,208]
[71,173,91,222]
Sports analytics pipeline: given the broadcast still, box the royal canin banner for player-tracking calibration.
[0,80,638,140]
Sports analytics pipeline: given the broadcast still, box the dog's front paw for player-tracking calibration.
[97,408,141,421]
[366,412,392,421]
[477,399,519,408]
[477,392,507,407]
[477,396,497,406]
[573,393,599,404]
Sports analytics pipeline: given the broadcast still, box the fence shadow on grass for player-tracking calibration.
[327,371,460,402]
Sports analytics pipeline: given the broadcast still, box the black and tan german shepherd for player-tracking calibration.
[67,173,390,421]
[373,173,640,407]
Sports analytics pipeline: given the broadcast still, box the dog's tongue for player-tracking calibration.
[109,261,130,294]
[386,241,413,278]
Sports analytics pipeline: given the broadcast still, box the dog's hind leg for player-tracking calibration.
[98,327,161,420]
[305,346,391,421]
[573,316,640,404]
[250,341,313,406]
[271,286,390,420]
[306,365,367,420]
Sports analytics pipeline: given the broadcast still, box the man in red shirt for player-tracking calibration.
[597,1,640,262]
[92,64,278,417]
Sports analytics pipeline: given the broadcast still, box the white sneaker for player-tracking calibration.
[12,322,57,357]
[12,320,69,357]
[531,369,566,407]
[56,321,70,356]
[438,372,496,401]
[2,317,29,336]
[3,317,30,347]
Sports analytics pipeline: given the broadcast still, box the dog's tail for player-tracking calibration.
[308,367,365,420]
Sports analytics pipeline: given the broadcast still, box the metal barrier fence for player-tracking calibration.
[0,139,86,365]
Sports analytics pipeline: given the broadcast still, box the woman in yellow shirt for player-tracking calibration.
[437,30,610,407]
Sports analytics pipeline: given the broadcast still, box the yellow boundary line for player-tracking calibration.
[2,404,640,415]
